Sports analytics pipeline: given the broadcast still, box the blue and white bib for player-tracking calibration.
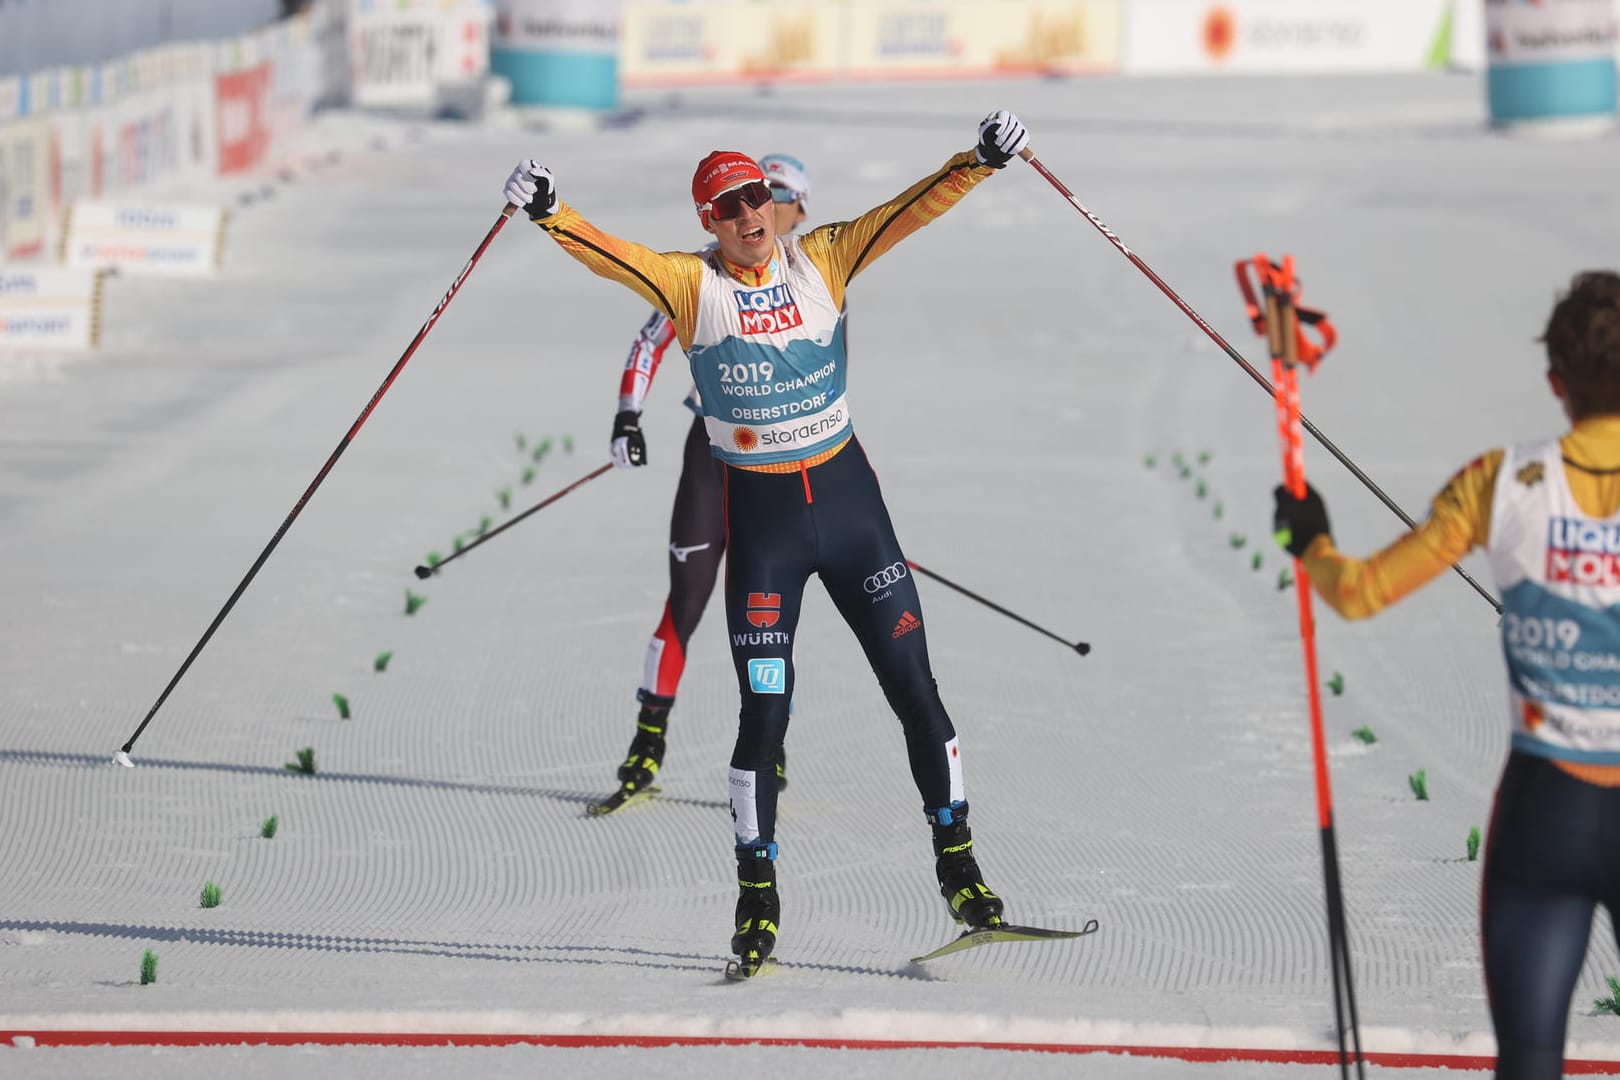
[687,237,850,467]
[1489,438,1620,763]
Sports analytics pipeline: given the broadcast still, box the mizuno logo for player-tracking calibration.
[670,542,712,563]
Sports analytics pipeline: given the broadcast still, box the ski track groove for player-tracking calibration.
[18,79,1620,1074]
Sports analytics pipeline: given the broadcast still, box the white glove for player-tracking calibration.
[503,159,558,219]
[975,110,1029,169]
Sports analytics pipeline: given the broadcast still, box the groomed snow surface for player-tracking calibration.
[4,73,1620,1078]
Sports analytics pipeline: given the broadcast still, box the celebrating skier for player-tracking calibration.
[1273,270,1620,1079]
[502,110,1032,975]
[598,153,812,814]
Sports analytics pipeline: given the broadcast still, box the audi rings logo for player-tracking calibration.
[864,562,908,594]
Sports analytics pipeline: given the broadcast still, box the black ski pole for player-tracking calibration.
[415,463,614,579]
[115,205,520,767]
[906,560,1090,656]
[1015,146,1501,616]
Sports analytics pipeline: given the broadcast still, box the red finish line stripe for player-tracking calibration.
[4,1031,1620,1071]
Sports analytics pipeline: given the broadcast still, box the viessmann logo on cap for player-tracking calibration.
[692,151,765,210]
[700,158,753,188]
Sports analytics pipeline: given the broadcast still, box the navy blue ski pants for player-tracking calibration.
[721,436,958,848]
[1484,751,1620,1079]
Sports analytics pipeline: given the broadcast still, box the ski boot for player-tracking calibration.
[616,692,673,792]
[588,693,672,815]
[928,801,1004,930]
[727,842,780,979]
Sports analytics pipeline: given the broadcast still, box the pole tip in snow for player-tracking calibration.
[1074,641,1092,657]
[112,751,134,768]
[412,565,433,580]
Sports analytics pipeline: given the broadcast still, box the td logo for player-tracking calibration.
[748,658,786,695]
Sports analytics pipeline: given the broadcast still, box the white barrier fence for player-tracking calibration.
[62,201,228,277]
[0,2,336,269]
[0,265,103,349]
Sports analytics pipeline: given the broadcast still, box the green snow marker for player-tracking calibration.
[1143,453,1157,469]
[452,535,465,554]
[497,486,512,510]
[1195,479,1207,499]
[1467,826,1481,862]
[1327,671,1345,696]
[140,950,158,985]
[1229,533,1247,549]
[424,552,443,571]
[332,693,350,720]
[1197,450,1212,465]
[476,515,493,537]
[1213,501,1224,521]
[532,437,553,463]
[1277,567,1293,591]
[521,466,536,486]
[1251,551,1263,571]
[405,590,427,615]
[514,433,527,452]
[261,815,279,839]
[563,434,575,453]
[286,747,316,775]
[374,651,393,673]
[1595,976,1620,1015]
[1409,769,1429,801]
[1352,726,1377,746]
[200,881,222,909]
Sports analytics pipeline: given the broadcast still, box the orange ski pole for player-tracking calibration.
[1238,254,1364,1078]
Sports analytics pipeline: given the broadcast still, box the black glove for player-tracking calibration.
[975,109,1029,169]
[1273,483,1331,558]
[610,410,647,469]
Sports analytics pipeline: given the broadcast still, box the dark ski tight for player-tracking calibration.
[1484,751,1620,1079]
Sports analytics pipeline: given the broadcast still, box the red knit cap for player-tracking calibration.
[692,150,766,223]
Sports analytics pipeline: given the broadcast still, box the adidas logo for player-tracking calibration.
[891,611,921,638]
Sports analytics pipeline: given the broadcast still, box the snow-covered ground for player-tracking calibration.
[5,71,1620,1078]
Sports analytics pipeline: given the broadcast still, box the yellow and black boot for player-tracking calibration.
[729,844,780,977]
[928,801,1004,930]
[616,692,673,792]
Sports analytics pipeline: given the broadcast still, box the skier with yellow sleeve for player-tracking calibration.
[1273,270,1620,1080]
[501,111,1032,976]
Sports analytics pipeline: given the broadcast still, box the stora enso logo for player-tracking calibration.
[734,283,802,335]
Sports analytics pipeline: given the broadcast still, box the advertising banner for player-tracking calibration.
[0,119,51,260]
[0,265,104,350]
[61,201,228,277]
[620,0,1118,85]
[347,0,493,108]
[1123,0,1453,74]
[492,0,623,108]
[844,0,1119,78]
[215,61,272,175]
[1484,0,1617,129]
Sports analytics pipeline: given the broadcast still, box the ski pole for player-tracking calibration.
[906,561,1090,656]
[414,463,614,579]
[1016,147,1501,616]
[115,206,521,767]
[1241,254,1365,1079]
